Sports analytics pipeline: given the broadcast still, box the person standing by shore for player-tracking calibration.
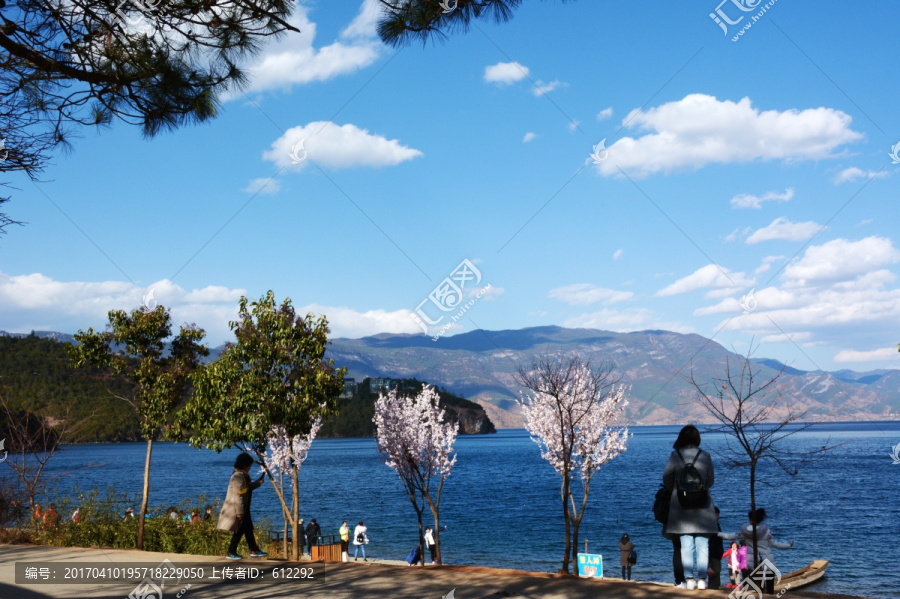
[353,521,368,561]
[305,519,320,556]
[663,425,717,591]
[217,452,266,560]
[619,533,635,580]
[424,526,436,565]
[721,508,793,594]
[340,521,350,561]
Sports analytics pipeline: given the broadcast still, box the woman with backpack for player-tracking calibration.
[619,533,635,580]
[663,425,717,590]
[353,520,369,561]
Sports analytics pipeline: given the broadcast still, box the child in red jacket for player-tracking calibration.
[722,541,747,588]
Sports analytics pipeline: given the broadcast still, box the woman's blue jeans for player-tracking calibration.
[680,535,709,581]
[354,544,366,559]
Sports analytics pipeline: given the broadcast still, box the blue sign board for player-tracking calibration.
[576,553,603,578]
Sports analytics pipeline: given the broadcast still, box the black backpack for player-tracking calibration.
[675,449,709,509]
[652,484,670,524]
[628,549,637,565]
[356,532,365,543]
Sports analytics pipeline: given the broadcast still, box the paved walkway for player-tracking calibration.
[0,545,867,599]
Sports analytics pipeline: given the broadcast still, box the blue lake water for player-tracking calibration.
[20,422,900,598]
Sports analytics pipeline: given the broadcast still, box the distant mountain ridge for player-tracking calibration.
[9,327,899,428]
[324,326,900,428]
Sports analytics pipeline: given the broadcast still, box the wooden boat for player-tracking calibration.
[774,560,829,591]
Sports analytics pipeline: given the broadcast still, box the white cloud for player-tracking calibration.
[242,177,281,195]
[484,61,529,85]
[341,0,384,39]
[0,271,443,343]
[523,132,537,143]
[613,249,624,260]
[745,217,821,244]
[532,80,563,97]
[725,226,751,243]
[656,264,754,297]
[695,237,900,354]
[596,94,862,177]
[567,119,581,132]
[597,107,613,121]
[755,255,785,275]
[783,236,900,286]
[564,308,655,330]
[233,3,381,96]
[731,187,794,209]
[833,347,898,363]
[833,167,889,185]
[263,121,422,170]
[549,284,633,306]
[0,273,246,344]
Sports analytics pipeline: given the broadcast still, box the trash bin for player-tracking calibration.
[311,534,342,562]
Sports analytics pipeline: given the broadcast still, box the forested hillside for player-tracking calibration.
[0,334,140,441]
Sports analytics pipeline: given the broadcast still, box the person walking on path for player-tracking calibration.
[424,526,436,565]
[721,508,793,594]
[217,452,266,560]
[353,521,368,561]
[619,533,635,580]
[340,521,350,561]
[305,519,320,557]
[723,541,747,588]
[663,425,717,591]
[707,507,724,589]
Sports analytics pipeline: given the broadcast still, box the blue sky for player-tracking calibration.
[2,0,899,372]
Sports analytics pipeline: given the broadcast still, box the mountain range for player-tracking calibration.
[5,327,898,428]
[324,326,900,428]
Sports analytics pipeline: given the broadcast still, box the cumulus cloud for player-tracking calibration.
[597,107,613,121]
[833,347,898,363]
[523,132,537,143]
[755,255,785,275]
[233,2,381,96]
[0,271,440,343]
[549,284,633,306]
[783,236,900,287]
[484,61,529,85]
[746,217,821,244]
[656,264,754,297]
[242,177,281,195]
[263,121,422,170]
[832,167,889,184]
[694,237,900,355]
[596,94,862,177]
[613,249,624,260]
[731,187,794,209]
[0,273,246,344]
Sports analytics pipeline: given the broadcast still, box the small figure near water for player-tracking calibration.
[340,520,350,561]
[723,540,748,588]
[353,520,369,561]
[203,505,212,522]
[663,424,717,591]
[305,519,321,556]
[424,526,436,565]
[721,508,794,594]
[122,507,135,520]
[217,452,266,560]
[43,504,60,529]
[619,533,635,580]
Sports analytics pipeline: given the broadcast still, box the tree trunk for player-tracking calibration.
[750,461,759,568]
[423,491,442,565]
[416,507,424,568]
[137,436,153,550]
[432,510,441,565]
[561,476,571,574]
[292,462,300,560]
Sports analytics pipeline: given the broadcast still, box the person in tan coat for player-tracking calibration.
[218,452,265,559]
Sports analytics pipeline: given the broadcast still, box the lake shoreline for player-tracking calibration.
[0,544,877,599]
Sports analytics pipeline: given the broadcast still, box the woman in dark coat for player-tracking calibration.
[663,425,717,590]
[217,452,266,559]
[619,533,635,580]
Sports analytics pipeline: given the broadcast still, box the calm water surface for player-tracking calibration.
[27,422,900,598]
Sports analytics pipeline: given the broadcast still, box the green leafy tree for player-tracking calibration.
[176,291,345,560]
[68,305,207,550]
